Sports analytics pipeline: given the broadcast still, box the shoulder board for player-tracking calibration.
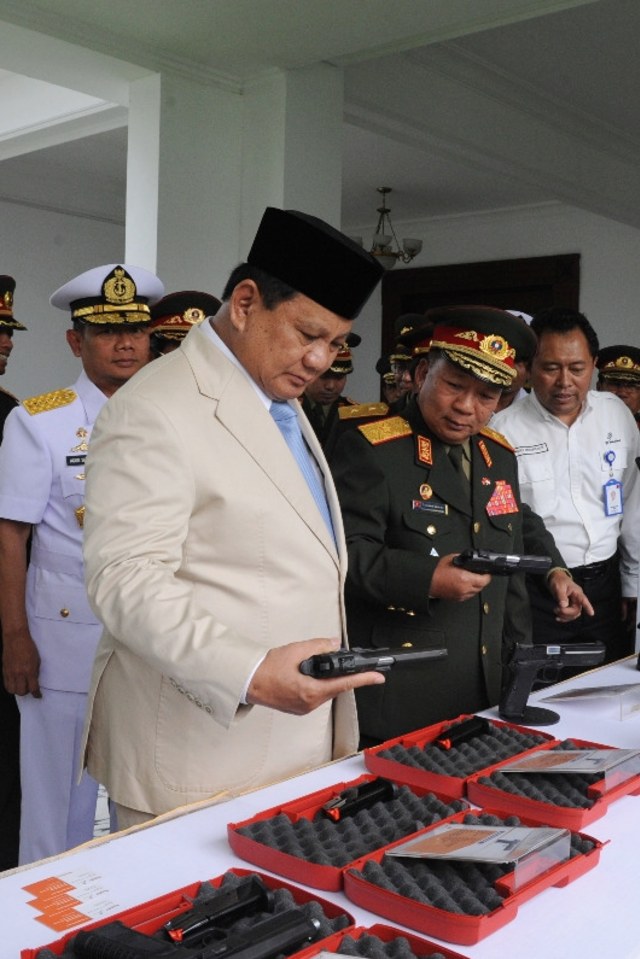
[22,388,77,416]
[358,415,412,445]
[480,425,514,452]
[339,402,389,421]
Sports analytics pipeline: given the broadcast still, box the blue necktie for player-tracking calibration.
[270,401,335,541]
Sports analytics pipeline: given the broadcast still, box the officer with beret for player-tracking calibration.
[596,344,640,426]
[0,263,162,864]
[81,208,384,828]
[149,290,221,357]
[0,275,26,870]
[331,305,591,744]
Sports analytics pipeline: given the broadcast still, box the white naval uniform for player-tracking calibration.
[0,370,107,863]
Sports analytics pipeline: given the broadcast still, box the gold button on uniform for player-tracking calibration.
[473,522,481,534]
[60,608,70,618]
[481,644,488,655]
[426,524,437,536]
[483,602,490,614]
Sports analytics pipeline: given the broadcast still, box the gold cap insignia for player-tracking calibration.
[103,267,136,306]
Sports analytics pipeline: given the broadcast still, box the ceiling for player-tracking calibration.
[0,0,638,233]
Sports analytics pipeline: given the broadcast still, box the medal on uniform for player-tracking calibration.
[603,450,623,516]
[67,427,89,467]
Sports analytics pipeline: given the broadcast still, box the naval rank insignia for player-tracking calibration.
[23,388,76,416]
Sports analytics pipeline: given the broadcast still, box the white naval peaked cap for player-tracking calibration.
[50,263,165,325]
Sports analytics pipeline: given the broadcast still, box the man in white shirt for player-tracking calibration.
[492,306,640,662]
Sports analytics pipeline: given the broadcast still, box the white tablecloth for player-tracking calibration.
[6,656,640,958]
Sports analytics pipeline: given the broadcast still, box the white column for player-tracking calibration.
[125,63,343,294]
[240,63,344,251]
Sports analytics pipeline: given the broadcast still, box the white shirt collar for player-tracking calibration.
[201,319,271,411]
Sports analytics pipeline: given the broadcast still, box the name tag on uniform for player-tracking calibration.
[603,478,623,516]
[412,499,448,515]
[66,454,86,467]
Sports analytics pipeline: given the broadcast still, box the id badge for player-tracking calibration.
[603,477,623,516]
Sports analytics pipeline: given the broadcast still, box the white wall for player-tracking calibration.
[0,199,125,398]
[346,202,640,402]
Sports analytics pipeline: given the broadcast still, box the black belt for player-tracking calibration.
[569,555,617,581]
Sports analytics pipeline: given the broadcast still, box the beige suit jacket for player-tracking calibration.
[82,323,358,815]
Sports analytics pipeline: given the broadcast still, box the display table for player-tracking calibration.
[5,656,640,958]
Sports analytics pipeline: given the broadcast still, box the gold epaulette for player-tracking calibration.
[480,425,514,452]
[22,388,77,416]
[358,415,412,445]
[339,401,389,421]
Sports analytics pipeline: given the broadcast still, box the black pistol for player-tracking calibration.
[163,875,272,943]
[499,641,606,726]
[72,908,321,959]
[453,549,552,575]
[321,777,399,821]
[299,646,447,678]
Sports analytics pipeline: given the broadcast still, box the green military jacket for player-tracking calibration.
[331,399,562,742]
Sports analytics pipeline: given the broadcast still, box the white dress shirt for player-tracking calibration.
[492,389,640,595]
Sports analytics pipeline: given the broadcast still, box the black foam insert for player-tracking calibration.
[39,871,351,958]
[346,812,595,917]
[337,931,448,959]
[235,787,466,867]
[377,720,547,778]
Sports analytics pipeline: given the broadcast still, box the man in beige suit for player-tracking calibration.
[82,209,385,826]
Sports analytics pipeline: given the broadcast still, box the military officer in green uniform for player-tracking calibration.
[331,305,592,744]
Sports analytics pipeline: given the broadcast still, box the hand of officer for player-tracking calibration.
[548,569,595,622]
[2,627,42,698]
[246,636,385,715]
[429,553,491,603]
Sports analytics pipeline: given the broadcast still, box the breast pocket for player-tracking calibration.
[599,446,629,477]
[60,469,86,502]
[517,452,553,483]
[400,503,459,554]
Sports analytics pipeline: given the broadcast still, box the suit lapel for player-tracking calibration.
[183,326,340,565]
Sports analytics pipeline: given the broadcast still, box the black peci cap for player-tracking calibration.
[247,208,384,320]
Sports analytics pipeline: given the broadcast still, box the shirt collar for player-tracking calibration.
[202,319,271,411]
[530,387,591,425]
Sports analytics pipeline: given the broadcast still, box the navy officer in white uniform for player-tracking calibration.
[0,263,163,864]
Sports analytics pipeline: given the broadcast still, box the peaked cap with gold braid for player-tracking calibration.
[50,264,164,325]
